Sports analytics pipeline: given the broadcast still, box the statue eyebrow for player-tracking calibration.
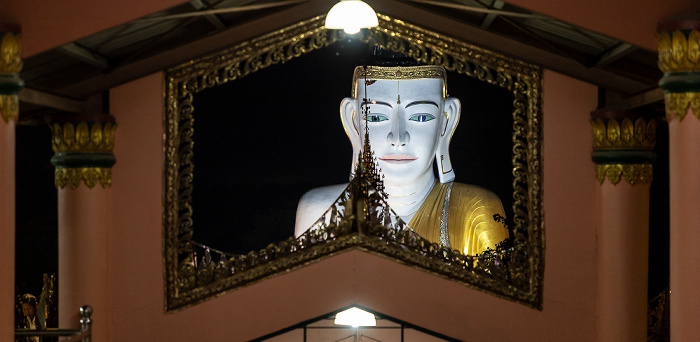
[361,101,393,108]
[405,100,439,108]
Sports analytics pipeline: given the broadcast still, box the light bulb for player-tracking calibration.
[325,0,378,33]
[334,307,377,327]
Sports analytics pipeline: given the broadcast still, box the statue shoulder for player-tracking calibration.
[448,182,508,254]
[450,182,503,203]
[295,184,348,236]
[449,182,506,216]
[299,184,348,203]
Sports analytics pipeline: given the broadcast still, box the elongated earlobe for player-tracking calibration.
[435,97,460,183]
[340,97,360,180]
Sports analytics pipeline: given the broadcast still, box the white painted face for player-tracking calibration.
[353,78,443,187]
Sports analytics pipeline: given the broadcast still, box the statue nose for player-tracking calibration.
[387,117,410,146]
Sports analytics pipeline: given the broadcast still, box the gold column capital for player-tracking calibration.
[591,109,658,186]
[0,26,23,123]
[591,117,657,150]
[49,113,117,189]
[595,164,653,186]
[656,29,700,74]
[658,17,700,122]
[0,31,22,74]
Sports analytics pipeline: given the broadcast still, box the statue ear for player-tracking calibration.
[340,97,361,180]
[435,97,461,183]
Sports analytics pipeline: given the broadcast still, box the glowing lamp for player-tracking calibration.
[334,307,377,327]
[325,0,379,34]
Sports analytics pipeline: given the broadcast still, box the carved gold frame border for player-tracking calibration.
[164,15,544,312]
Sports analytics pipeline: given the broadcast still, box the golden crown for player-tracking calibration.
[351,65,447,98]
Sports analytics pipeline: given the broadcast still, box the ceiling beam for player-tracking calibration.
[624,87,664,109]
[57,0,332,98]
[56,0,651,97]
[444,0,588,66]
[480,0,504,29]
[134,0,308,23]
[190,0,226,30]
[19,88,86,113]
[588,42,637,68]
[406,0,541,19]
[370,0,650,94]
[57,43,113,70]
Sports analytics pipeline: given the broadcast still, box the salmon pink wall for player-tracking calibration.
[1,120,16,342]
[108,70,599,341]
[1,0,185,57]
[508,0,695,51]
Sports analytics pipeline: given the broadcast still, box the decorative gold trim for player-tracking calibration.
[591,118,656,149]
[0,32,22,123]
[50,121,116,153]
[352,65,447,98]
[657,30,700,73]
[0,32,22,74]
[596,164,653,185]
[164,15,543,311]
[664,91,700,121]
[439,155,452,174]
[165,16,342,93]
[55,167,112,189]
[440,112,449,136]
[1,94,18,123]
[49,119,116,188]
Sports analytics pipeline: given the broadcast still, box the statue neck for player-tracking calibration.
[384,172,436,221]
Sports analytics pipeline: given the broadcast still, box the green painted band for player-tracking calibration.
[591,150,656,165]
[659,72,700,92]
[0,74,24,95]
[51,152,116,168]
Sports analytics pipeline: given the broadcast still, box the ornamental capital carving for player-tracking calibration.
[55,167,112,189]
[0,27,23,123]
[664,91,700,121]
[657,17,700,121]
[591,117,656,150]
[48,113,117,189]
[0,30,22,74]
[1,94,19,123]
[657,30,700,74]
[591,109,658,186]
[50,120,116,154]
[596,164,653,186]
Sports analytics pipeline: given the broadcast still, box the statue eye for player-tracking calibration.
[364,114,389,122]
[409,114,435,122]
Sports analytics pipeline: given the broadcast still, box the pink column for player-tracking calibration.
[0,26,22,341]
[591,109,656,341]
[598,181,650,340]
[50,113,116,341]
[668,112,700,341]
[0,110,16,342]
[657,18,700,341]
[58,187,110,340]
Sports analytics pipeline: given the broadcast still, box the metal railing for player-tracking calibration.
[15,305,92,342]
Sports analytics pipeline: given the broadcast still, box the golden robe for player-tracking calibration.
[408,182,509,255]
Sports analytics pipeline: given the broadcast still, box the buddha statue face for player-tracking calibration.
[341,66,461,186]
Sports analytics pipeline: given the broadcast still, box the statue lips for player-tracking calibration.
[379,154,418,164]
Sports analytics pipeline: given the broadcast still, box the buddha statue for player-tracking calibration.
[294,65,508,256]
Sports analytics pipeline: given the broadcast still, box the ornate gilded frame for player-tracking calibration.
[164,15,543,312]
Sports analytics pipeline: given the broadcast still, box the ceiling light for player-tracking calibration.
[325,0,379,34]
[334,307,377,327]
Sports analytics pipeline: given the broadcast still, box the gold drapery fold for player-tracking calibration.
[409,182,508,255]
